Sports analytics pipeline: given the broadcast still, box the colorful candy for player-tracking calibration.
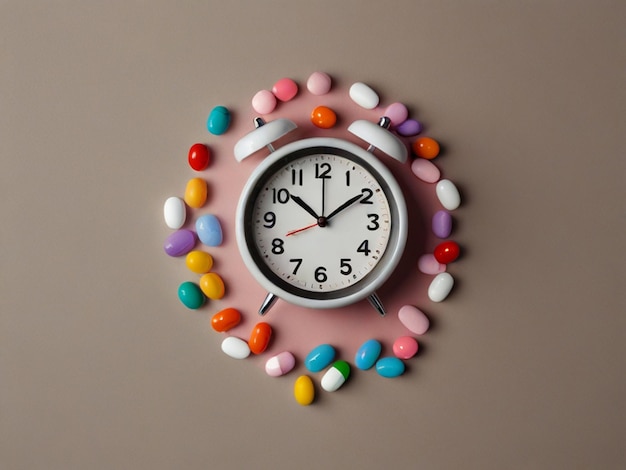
[188,143,210,171]
[184,177,208,208]
[434,240,460,264]
[164,229,196,257]
[195,214,223,246]
[248,322,272,354]
[177,281,205,309]
[395,119,422,136]
[428,272,454,302]
[398,305,430,335]
[251,89,277,115]
[221,336,250,359]
[185,250,213,274]
[412,136,440,159]
[321,360,350,392]
[310,105,337,129]
[383,102,408,126]
[432,210,452,238]
[436,179,461,210]
[306,71,332,95]
[375,357,405,378]
[355,339,382,370]
[392,336,418,360]
[294,375,315,406]
[199,272,225,299]
[417,254,446,275]
[272,78,298,102]
[411,158,440,183]
[163,196,186,229]
[349,82,379,109]
[211,308,241,332]
[207,105,231,135]
[265,351,296,377]
[304,344,335,373]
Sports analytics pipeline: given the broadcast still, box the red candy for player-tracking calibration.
[188,143,210,171]
[433,241,460,264]
[248,322,272,354]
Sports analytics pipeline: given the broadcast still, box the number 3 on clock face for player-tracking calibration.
[236,137,408,311]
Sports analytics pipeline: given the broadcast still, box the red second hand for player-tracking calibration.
[285,222,318,237]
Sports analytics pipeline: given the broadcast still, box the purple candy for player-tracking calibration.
[164,229,196,256]
[432,210,452,238]
[395,119,422,137]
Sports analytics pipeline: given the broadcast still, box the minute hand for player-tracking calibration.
[326,193,364,221]
[290,194,320,219]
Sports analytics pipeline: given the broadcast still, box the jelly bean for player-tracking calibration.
[207,106,231,135]
[185,250,213,274]
[398,305,430,335]
[383,102,408,126]
[434,240,460,264]
[184,177,208,208]
[294,375,315,406]
[428,272,454,302]
[221,336,250,359]
[306,71,332,95]
[163,196,186,229]
[177,281,205,309]
[393,336,419,360]
[412,136,440,159]
[251,89,277,115]
[432,210,452,238]
[396,118,422,137]
[272,78,298,102]
[196,214,223,246]
[310,105,337,129]
[417,254,446,275]
[355,339,382,370]
[248,322,272,355]
[211,308,241,332]
[411,158,440,183]
[164,229,196,257]
[265,351,296,377]
[188,143,210,171]
[321,360,350,392]
[375,357,405,378]
[199,272,225,299]
[349,82,379,109]
[436,179,461,210]
[304,344,335,373]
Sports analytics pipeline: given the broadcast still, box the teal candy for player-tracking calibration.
[355,339,382,370]
[207,105,231,135]
[178,281,205,309]
[304,344,336,372]
[375,357,405,378]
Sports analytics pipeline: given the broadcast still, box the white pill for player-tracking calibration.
[428,272,454,302]
[320,360,350,392]
[221,336,250,359]
[163,196,186,229]
[436,179,461,210]
[349,82,379,109]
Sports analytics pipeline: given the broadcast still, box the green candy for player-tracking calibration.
[177,281,205,309]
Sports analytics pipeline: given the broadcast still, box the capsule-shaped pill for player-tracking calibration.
[164,229,196,257]
[428,272,455,302]
[211,308,241,332]
[163,196,186,229]
[199,272,225,299]
[196,214,223,246]
[398,305,430,335]
[265,351,296,377]
[432,210,452,238]
[321,360,350,392]
[393,336,419,360]
[248,322,272,355]
[304,344,336,373]
[177,281,205,309]
[436,179,461,210]
[434,240,460,264]
[375,357,405,378]
[355,339,382,370]
[184,177,208,208]
[185,250,213,274]
[417,254,447,275]
[349,82,379,109]
[221,336,250,359]
[207,105,231,135]
[294,375,315,406]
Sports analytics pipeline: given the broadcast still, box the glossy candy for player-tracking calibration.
[306,71,332,95]
[294,375,315,406]
[304,344,336,373]
[411,158,440,183]
[177,281,205,309]
[196,214,223,246]
[398,305,430,335]
[310,106,337,129]
[384,102,408,126]
[185,250,213,274]
[412,136,440,159]
[199,272,225,299]
[188,143,210,171]
[349,82,379,109]
[321,360,350,392]
[207,106,231,135]
[272,78,298,102]
[355,339,382,370]
[375,357,405,378]
[163,196,186,229]
[221,336,250,359]
[211,308,241,332]
[251,90,277,115]
[417,254,446,275]
[248,322,272,354]
[396,119,422,136]
[393,336,419,360]
[164,229,196,257]
[432,210,452,238]
[265,351,296,377]
[184,177,208,208]
[436,179,461,210]
[434,240,460,264]
[428,272,454,302]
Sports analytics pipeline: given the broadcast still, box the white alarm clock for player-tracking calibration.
[234,117,408,315]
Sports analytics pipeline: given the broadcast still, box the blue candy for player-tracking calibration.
[375,357,405,378]
[196,214,223,246]
[207,105,231,135]
[354,339,381,370]
[304,344,336,373]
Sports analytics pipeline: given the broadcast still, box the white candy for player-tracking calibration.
[428,272,454,302]
[163,196,186,229]
[435,179,461,210]
[349,82,379,109]
[221,336,250,359]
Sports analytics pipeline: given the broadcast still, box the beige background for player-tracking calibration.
[1,1,624,469]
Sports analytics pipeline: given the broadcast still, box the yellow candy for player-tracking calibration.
[294,375,315,406]
[184,177,208,208]
[199,272,225,299]
[185,250,213,274]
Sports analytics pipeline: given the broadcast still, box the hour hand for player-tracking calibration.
[326,193,364,221]
[290,194,320,220]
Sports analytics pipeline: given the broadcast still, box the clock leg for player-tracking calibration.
[258,292,279,315]
[367,293,386,316]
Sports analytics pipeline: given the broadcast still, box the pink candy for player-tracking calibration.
[306,71,332,95]
[418,254,446,275]
[398,305,430,335]
[252,90,277,114]
[265,351,296,377]
[411,158,440,183]
[272,78,298,102]
[384,102,409,126]
[393,336,419,359]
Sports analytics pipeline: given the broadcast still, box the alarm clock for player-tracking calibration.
[234,117,409,316]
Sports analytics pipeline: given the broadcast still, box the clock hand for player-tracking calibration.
[321,177,326,217]
[325,193,364,221]
[290,194,320,220]
[285,222,318,237]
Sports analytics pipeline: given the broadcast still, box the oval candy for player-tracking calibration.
[434,240,460,264]
[310,105,337,129]
[412,136,440,159]
[375,357,405,378]
[395,119,422,137]
[432,210,452,238]
[272,78,298,102]
[321,360,350,392]
[393,336,419,360]
[411,158,441,183]
[177,281,205,309]
[184,177,208,208]
[164,229,196,257]
[428,272,455,302]
[207,105,231,135]
[304,344,335,373]
[294,375,315,406]
[185,250,213,274]
[211,308,241,332]
[221,336,250,359]
[417,254,447,275]
[383,102,408,126]
[436,179,461,210]
[199,272,225,299]
[349,82,379,109]
[196,214,223,246]
[251,89,277,115]
[163,196,186,229]
[265,351,296,377]
[355,339,382,370]
[248,322,272,355]
[306,71,332,95]
[188,143,210,171]
[398,305,430,335]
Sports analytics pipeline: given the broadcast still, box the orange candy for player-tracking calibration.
[310,106,337,129]
[412,137,440,159]
[248,322,272,354]
[211,308,241,332]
